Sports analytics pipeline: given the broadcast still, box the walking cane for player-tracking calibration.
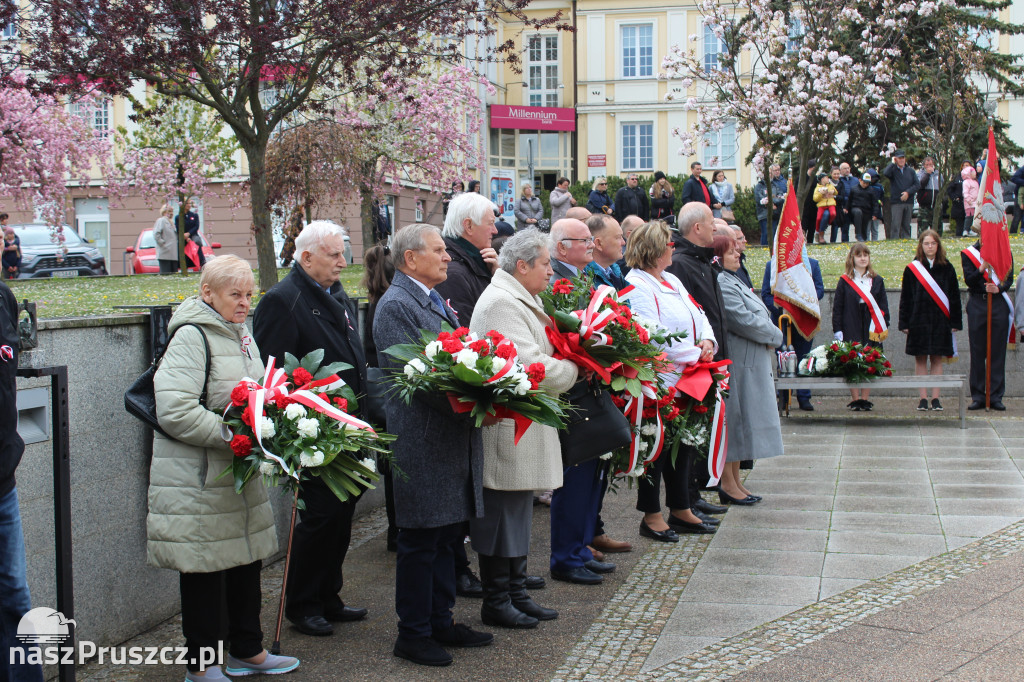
[778,313,794,417]
[271,486,301,656]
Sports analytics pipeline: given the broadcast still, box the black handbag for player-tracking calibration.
[364,366,388,427]
[125,323,210,438]
[558,379,632,467]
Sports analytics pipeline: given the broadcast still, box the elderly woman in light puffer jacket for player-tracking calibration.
[148,255,298,681]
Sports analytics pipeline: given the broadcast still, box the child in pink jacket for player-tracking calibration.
[961,165,979,232]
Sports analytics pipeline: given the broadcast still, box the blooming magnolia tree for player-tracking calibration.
[0,78,110,241]
[662,0,945,233]
[22,0,563,291]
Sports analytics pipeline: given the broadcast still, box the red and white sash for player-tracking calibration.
[840,274,888,342]
[908,260,957,357]
[963,246,1015,345]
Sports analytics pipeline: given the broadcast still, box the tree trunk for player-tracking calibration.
[243,143,279,292]
[176,162,188,275]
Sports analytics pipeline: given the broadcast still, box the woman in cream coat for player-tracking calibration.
[149,255,296,680]
[469,229,579,630]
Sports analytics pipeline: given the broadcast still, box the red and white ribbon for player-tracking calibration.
[840,274,888,340]
[617,381,664,477]
[706,373,729,487]
[570,284,618,346]
[0,345,12,363]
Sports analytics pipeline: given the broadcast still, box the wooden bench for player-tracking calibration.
[773,375,969,429]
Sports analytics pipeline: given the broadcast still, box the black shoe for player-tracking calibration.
[289,614,334,636]
[739,459,754,470]
[847,400,859,410]
[862,400,874,411]
[931,399,943,411]
[432,623,494,647]
[918,399,930,411]
[584,559,616,574]
[456,571,483,598]
[691,508,720,526]
[394,636,452,666]
[324,605,368,622]
[550,566,604,585]
[509,556,557,621]
[666,515,716,534]
[693,498,728,515]
[968,401,985,410]
[638,520,679,543]
[718,490,758,506]
[992,402,1007,411]
[798,399,814,411]
[524,575,545,590]
[745,494,763,502]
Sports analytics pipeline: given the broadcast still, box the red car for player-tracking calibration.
[126,229,222,274]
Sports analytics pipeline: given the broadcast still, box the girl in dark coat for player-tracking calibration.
[899,230,962,411]
[832,243,889,410]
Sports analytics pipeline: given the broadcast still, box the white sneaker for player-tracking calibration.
[185,665,227,681]
[225,653,300,676]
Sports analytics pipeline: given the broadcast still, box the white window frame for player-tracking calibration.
[703,23,722,73]
[620,23,654,79]
[414,199,424,222]
[621,121,654,173]
[1,1,16,40]
[786,18,804,55]
[526,33,560,108]
[70,98,110,137]
[702,120,737,170]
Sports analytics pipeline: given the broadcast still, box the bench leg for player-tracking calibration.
[959,379,966,429]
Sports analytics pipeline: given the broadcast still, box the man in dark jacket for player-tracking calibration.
[177,199,206,267]
[0,281,44,682]
[916,157,942,234]
[373,223,492,666]
[435,192,498,327]
[848,173,878,242]
[962,241,1014,410]
[883,149,920,239]
[680,162,717,209]
[253,221,368,638]
[667,202,730,518]
[612,173,650,223]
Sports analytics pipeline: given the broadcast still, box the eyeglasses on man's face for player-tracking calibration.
[562,237,595,245]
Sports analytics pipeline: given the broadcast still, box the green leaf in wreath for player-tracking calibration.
[451,363,485,386]
[283,352,300,373]
[300,349,326,372]
[610,375,627,392]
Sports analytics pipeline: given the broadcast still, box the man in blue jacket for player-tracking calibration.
[883,150,920,239]
[761,253,824,411]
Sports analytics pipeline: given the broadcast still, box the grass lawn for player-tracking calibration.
[7,266,367,319]
[8,234,1024,318]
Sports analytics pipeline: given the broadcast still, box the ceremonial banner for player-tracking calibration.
[772,181,821,340]
[976,127,1013,283]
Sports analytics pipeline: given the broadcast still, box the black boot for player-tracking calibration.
[509,556,557,621]
[479,555,538,629]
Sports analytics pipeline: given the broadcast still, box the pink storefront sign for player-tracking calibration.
[490,105,576,132]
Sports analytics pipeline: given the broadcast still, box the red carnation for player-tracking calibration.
[868,367,877,374]
[494,343,517,360]
[292,367,313,385]
[240,407,255,427]
[847,352,857,361]
[469,339,490,356]
[610,394,627,409]
[883,361,891,368]
[693,404,709,414]
[441,339,464,354]
[437,331,453,342]
[453,326,471,339]
[332,397,349,411]
[665,406,680,421]
[642,406,657,418]
[486,330,505,344]
[230,434,252,457]
[840,356,849,364]
[230,383,250,407]
[885,370,893,376]
[830,343,839,352]
[552,279,574,295]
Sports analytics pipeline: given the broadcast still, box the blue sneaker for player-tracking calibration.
[224,653,300,676]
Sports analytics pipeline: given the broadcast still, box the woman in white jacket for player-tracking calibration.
[624,221,719,540]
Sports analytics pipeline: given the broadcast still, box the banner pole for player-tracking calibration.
[986,291,992,410]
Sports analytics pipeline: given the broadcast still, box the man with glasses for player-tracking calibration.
[549,218,595,283]
[613,174,650,224]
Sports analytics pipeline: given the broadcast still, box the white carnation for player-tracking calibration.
[404,358,427,377]
[514,377,531,395]
[599,452,613,460]
[259,417,276,440]
[284,403,306,421]
[641,423,658,436]
[425,340,442,359]
[455,349,479,368]
[296,417,319,439]
[258,461,277,476]
[311,450,325,467]
[360,457,377,473]
[299,451,315,467]
[490,356,507,374]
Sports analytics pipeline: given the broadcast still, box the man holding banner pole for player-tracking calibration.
[962,127,1014,411]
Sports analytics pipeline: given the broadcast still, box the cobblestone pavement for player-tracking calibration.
[74,398,1024,680]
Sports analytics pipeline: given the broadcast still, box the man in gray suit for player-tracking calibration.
[373,223,493,666]
[549,218,594,283]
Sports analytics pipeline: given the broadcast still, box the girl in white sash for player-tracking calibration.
[898,230,962,411]
[832,243,890,411]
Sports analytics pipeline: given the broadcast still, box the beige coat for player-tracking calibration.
[470,269,579,491]
[147,296,278,573]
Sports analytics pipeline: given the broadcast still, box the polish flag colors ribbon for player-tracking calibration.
[222,356,376,478]
[673,359,732,487]
[963,245,1016,346]
[840,274,888,342]
[447,394,534,445]
[907,261,957,357]
[617,381,665,477]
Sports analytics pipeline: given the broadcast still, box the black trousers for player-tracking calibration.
[1011,204,1023,234]
[636,445,695,513]
[967,294,1010,403]
[179,561,263,672]
[158,259,178,274]
[395,522,462,640]
[285,477,359,618]
[851,208,871,242]
[593,462,611,538]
